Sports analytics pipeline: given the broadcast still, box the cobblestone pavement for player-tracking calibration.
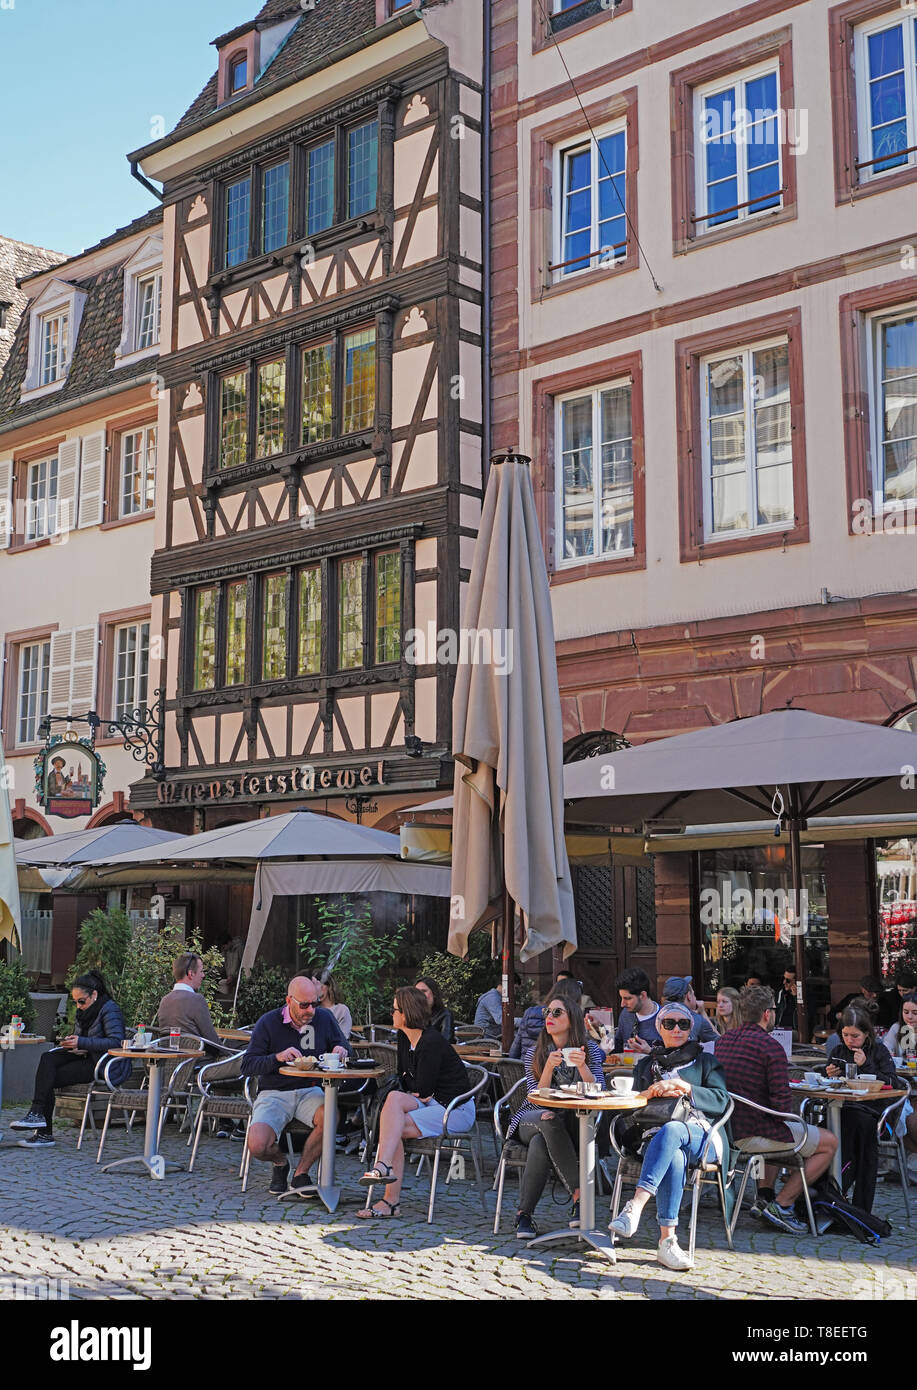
[0,1109,912,1300]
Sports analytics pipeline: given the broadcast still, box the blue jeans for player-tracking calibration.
[636,1121,714,1227]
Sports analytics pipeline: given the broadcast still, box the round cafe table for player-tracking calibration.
[523,1089,646,1264]
[278,1064,384,1213]
[102,1048,202,1180]
[0,1037,47,1143]
[790,1082,909,1185]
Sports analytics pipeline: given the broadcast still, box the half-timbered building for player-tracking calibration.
[128,0,484,943]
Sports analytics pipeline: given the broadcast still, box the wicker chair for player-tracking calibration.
[95,1036,204,1164]
[75,1052,145,1150]
[156,1036,239,1142]
[187,1050,251,1184]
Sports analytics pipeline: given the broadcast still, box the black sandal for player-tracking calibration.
[358,1160,394,1185]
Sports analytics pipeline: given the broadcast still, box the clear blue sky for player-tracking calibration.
[0,0,256,256]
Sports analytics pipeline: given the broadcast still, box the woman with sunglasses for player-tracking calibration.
[608,1000,730,1270]
[508,977,582,1060]
[507,996,605,1239]
[12,969,130,1148]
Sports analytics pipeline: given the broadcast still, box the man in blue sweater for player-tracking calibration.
[243,976,352,1194]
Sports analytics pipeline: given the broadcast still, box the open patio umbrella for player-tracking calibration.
[0,740,21,950]
[450,450,576,1048]
[563,707,917,1037]
[15,822,187,867]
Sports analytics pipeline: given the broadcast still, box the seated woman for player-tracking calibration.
[608,1000,730,1272]
[357,986,475,1218]
[883,992,917,1172]
[314,973,352,1039]
[507,995,604,1239]
[825,1004,898,1211]
[715,987,742,1034]
[510,977,582,1060]
[414,977,455,1043]
[12,969,130,1148]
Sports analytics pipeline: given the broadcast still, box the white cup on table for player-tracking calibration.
[319,1052,343,1070]
[611,1076,634,1094]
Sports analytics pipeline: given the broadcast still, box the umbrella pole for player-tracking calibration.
[786,793,810,1043]
[502,883,516,1053]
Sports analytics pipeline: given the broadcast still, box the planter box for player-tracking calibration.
[0,1040,51,1103]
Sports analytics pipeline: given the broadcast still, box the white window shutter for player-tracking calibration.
[70,624,98,711]
[0,458,12,549]
[48,630,75,716]
[77,431,106,528]
[56,439,80,535]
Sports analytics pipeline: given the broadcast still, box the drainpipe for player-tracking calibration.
[130,160,164,203]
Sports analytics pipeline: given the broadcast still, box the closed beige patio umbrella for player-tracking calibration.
[450,450,576,1047]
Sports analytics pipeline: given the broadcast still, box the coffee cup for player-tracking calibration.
[562,1046,579,1066]
[611,1076,634,1094]
[319,1052,343,1070]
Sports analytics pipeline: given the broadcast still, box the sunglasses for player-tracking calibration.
[659,1018,692,1031]
[544,1007,567,1019]
[289,997,317,1009]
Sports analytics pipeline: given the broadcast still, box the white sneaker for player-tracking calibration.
[656,1235,694,1271]
[608,1199,640,1238]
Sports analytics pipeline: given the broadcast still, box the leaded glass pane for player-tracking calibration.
[338,557,364,670]
[220,372,248,468]
[261,162,290,254]
[342,328,376,434]
[307,140,335,235]
[225,177,251,267]
[193,589,217,690]
[375,551,401,664]
[256,359,286,458]
[347,120,378,219]
[301,342,333,444]
[297,568,322,675]
[226,581,247,686]
[262,574,288,681]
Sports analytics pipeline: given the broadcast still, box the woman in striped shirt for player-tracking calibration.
[507,996,605,1239]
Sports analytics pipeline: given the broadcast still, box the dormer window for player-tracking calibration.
[115,234,163,366]
[21,278,86,400]
[230,54,248,94]
[40,311,69,385]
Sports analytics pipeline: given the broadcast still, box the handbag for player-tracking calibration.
[636,1094,693,1128]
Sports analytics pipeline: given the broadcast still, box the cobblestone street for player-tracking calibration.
[0,1109,911,1301]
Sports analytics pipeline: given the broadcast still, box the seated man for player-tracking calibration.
[156,952,221,1048]
[474,985,503,1041]
[661,975,719,1043]
[773,969,798,1034]
[611,967,660,1056]
[242,976,352,1194]
[716,985,836,1234]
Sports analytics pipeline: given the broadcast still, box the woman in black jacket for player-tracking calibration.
[357,986,473,1219]
[825,1004,897,1211]
[414,976,455,1043]
[608,1000,730,1272]
[12,969,129,1148]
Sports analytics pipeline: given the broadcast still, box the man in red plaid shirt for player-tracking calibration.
[716,985,836,1235]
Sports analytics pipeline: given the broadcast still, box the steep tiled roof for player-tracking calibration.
[0,238,67,376]
[173,0,379,135]
[0,218,163,432]
[18,209,163,289]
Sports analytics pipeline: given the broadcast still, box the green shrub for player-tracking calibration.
[116,920,226,1031]
[234,959,290,1026]
[298,897,405,1026]
[66,907,133,990]
[0,957,36,1030]
[415,931,501,1022]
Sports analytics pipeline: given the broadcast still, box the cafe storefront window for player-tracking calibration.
[698,845,830,1017]
[876,836,917,979]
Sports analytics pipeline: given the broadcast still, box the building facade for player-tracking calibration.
[0,211,164,974]
[129,0,484,954]
[492,0,917,1013]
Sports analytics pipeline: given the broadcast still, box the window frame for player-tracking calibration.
[531,352,646,584]
[111,620,150,723]
[675,308,809,563]
[692,59,784,235]
[16,638,51,747]
[866,303,917,512]
[118,423,157,519]
[135,272,162,352]
[39,310,70,387]
[552,120,629,283]
[670,28,797,254]
[25,455,59,543]
[553,376,637,571]
[210,326,377,474]
[698,335,795,544]
[532,0,633,53]
[853,9,917,185]
[830,0,917,203]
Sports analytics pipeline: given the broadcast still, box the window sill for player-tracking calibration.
[681,524,809,563]
[539,255,638,302]
[8,742,43,758]
[113,346,160,371]
[99,512,155,531]
[212,213,383,290]
[535,0,633,52]
[19,378,69,403]
[7,537,56,555]
[842,163,917,204]
[550,550,643,584]
[675,203,796,256]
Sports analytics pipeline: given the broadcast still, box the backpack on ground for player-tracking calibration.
[810,1174,892,1245]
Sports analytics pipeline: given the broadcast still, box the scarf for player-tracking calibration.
[76,994,106,1034]
[647,1039,702,1080]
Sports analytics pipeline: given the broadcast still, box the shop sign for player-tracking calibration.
[155,760,386,805]
[34,732,106,819]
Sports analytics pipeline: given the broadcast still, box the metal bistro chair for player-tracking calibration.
[362,1044,399,1163]
[365,1063,490,1224]
[95,1035,204,1165]
[188,1050,251,1183]
[876,1079,913,1221]
[157,1035,239,1143]
[76,1051,145,1150]
[492,1076,530,1233]
[726,1092,818,1237]
[608,1098,736,1261]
